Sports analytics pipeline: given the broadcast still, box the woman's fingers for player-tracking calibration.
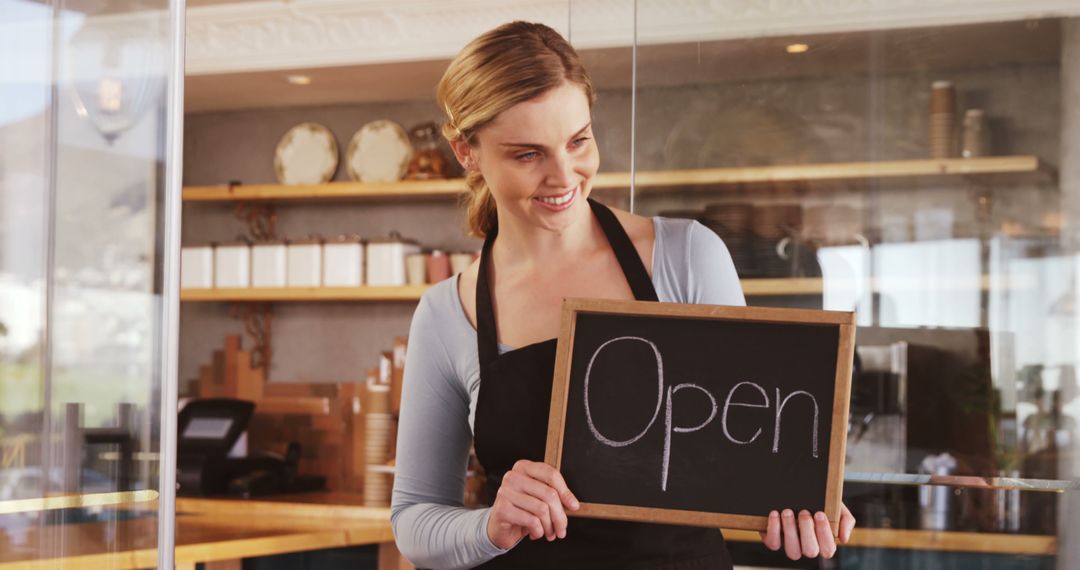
[497,477,556,540]
[839,502,856,544]
[501,468,565,539]
[763,505,853,559]
[501,485,552,539]
[524,477,574,539]
[797,510,819,558]
[486,459,585,548]
[781,509,802,560]
[514,460,580,511]
[492,499,544,541]
[814,512,837,559]
[501,460,580,540]
[760,510,782,551]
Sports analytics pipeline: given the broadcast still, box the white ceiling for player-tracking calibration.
[184,19,1060,113]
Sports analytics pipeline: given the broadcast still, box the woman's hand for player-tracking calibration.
[486,460,581,550]
[759,502,855,560]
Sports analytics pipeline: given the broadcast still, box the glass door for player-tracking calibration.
[0,0,183,567]
[621,2,1080,568]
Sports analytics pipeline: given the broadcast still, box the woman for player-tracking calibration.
[391,21,855,570]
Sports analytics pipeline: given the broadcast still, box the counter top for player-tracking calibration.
[722,527,1056,555]
[0,492,1055,568]
[0,493,401,570]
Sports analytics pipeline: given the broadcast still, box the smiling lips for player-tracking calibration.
[533,186,578,211]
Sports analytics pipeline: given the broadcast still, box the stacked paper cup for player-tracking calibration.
[364,384,394,507]
[929,81,957,159]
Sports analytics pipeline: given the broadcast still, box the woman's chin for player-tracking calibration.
[534,198,590,233]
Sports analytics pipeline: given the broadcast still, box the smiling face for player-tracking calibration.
[454,82,599,235]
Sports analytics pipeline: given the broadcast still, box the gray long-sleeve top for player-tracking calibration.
[391,217,746,570]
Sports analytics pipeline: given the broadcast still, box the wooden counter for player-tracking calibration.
[0,492,1055,568]
[723,527,1057,556]
[0,493,408,570]
[178,494,1058,555]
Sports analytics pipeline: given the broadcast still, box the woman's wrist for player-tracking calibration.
[481,507,514,552]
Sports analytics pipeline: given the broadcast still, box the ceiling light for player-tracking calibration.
[286,75,312,85]
[786,43,809,54]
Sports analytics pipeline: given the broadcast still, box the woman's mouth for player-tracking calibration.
[533,186,578,211]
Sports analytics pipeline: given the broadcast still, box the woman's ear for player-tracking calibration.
[450,139,477,172]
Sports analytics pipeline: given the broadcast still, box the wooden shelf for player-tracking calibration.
[181,274,1034,302]
[175,493,385,520]
[615,155,1042,190]
[182,156,1042,202]
[181,281,807,302]
[183,178,468,202]
[254,397,331,415]
[180,285,431,302]
[743,274,1036,296]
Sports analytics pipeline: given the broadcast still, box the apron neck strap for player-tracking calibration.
[587,198,659,303]
[475,198,659,367]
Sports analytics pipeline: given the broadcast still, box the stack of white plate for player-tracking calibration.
[364,464,395,508]
[364,384,394,506]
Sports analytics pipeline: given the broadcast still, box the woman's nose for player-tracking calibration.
[544,152,577,189]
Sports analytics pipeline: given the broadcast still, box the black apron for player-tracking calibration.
[472,199,732,569]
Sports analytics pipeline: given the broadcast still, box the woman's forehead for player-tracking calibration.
[483,83,592,144]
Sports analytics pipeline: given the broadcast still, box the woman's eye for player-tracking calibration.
[572,137,591,148]
[515,151,539,162]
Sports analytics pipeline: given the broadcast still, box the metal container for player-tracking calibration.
[929,80,957,159]
[251,239,288,288]
[214,239,251,288]
[180,243,214,289]
[918,452,958,530]
[287,235,323,287]
[961,108,989,158]
[426,249,451,283]
[323,234,365,287]
[366,232,421,286]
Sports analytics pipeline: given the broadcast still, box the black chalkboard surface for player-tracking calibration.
[544,299,855,532]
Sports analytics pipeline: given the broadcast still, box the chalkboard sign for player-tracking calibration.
[544,299,855,532]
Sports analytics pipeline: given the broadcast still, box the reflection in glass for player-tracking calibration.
[624,5,1080,567]
[66,14,167,143]
[0,0,177,566]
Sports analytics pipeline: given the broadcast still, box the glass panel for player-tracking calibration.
[630,4,1080,568]
[569,0,635,212]
[0,0,179,567]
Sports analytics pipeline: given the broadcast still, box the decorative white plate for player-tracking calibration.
[274,122,339,185]
[346,120,413,183]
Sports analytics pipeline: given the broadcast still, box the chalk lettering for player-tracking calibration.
[773,389,820,458]
[721,381,768,445]
[584,336,664,447]
[662,383,718,491]
[582,336,824,491]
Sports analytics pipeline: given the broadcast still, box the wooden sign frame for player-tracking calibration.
[544,298,856,533]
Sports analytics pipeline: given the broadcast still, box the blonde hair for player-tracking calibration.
[437,21,596,238]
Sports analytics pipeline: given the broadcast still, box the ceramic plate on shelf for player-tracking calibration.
[273,122,339,185]
[346,120,413,183]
